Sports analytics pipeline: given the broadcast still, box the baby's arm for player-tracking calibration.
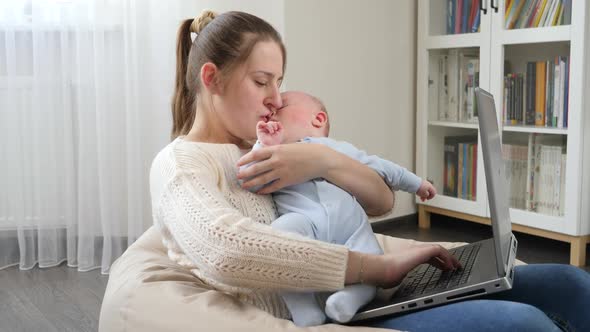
[305,138,435,200]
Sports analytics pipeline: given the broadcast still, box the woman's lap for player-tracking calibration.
[357,264,590,332]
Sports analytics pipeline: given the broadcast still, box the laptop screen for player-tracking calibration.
[475,88,513,276]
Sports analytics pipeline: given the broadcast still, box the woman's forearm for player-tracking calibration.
[345,251,385,285]
[323,148,394,216]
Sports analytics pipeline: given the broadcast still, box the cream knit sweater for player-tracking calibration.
[149,138,350,319]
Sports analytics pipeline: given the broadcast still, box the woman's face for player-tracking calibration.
[214,40,284,143]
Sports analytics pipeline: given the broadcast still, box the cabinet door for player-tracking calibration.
[487,0,584,235]
[416,0,493,217]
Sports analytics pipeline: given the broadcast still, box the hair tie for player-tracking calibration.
[190,10,217,34]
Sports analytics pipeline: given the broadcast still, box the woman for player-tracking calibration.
[150,10,590,331]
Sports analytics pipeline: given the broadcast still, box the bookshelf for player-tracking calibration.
[416,0,590,266]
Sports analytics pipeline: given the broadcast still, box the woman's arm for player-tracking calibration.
[154,167,350,293]
[345,246,462,287]
[236,143,394,216]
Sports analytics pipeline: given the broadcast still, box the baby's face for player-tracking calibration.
[271,91,322,141]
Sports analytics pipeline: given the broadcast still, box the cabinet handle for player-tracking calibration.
[479,0,488,15]
[490,0,499,13]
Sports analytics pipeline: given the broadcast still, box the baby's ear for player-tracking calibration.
[312,111,328,128]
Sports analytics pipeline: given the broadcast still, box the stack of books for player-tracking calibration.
[432,50,480,123]
[504,0,572,29]
[502,134,566,216]
[443,135,478,201]
[503,56,569,128]
[446,0,481,34]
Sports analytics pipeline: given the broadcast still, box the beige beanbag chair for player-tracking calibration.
[98,226,494,332]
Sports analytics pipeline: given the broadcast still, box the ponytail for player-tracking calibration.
[171,19,196,140]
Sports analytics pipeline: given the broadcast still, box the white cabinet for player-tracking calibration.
[416,0,589,266]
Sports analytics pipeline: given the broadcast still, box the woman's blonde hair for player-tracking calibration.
[171,10,286,139]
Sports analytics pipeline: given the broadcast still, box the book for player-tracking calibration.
[466,58,480,122]
[534,61,546,126]
[525,62,536,125]
[443,135,478,198]
[438,54,450,120]
[447,50,460,121]
[552,56,561,127]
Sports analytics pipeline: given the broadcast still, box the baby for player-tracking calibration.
[241,91,436,326]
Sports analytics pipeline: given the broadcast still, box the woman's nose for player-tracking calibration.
[265,86,282,110]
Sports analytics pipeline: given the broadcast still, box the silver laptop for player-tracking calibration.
[350,87,518,322]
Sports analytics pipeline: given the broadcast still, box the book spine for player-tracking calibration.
[535,61,546,126]
[526,62,536,125]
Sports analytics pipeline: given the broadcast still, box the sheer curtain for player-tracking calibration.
[0,0,285,274]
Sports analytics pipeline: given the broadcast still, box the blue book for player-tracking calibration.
[471,8,480,32]
[461,0,469,33]
[449,0,457,34]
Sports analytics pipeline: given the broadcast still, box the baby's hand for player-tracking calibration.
[256,120,284,146]
[416,180,437,202]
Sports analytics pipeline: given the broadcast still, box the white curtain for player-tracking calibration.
[0,0,285,274]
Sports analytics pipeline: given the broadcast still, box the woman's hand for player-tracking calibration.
[237,143,329,194]
[347,244,462,288]
[236,143,394,215]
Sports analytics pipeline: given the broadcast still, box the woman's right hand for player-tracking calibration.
[348,244,462,288]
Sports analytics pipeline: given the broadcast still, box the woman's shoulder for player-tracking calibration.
[152,139,228,173]
[150,138,243,186]
[149,139,237,206]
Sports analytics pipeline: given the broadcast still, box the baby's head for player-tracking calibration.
[272,91,329,143]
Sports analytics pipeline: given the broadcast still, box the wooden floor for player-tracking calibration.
[0,214,588,332]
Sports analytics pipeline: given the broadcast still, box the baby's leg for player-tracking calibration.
[325,220,383,323]
[272,213,326,326]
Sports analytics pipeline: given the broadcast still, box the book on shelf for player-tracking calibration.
[435,50,480,123]
[446,0,481,35]
[443,135,478,201]
[521,134,566,216]
[503,144,528,210]
[503,56,569,127]
[505,0,572,29]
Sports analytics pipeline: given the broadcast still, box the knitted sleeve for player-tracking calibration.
[153,160,349,294]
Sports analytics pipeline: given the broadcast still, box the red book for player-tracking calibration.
[456,0,464,34]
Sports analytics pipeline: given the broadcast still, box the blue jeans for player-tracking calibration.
[356,264,589,331]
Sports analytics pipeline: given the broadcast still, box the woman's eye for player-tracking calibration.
[255,81,267,87]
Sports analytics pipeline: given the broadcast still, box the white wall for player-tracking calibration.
[283,0,417,218]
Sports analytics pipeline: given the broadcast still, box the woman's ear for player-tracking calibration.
[200,62,222,94]
[312,111,328,128]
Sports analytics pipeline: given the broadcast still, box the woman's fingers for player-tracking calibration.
[237,158,274,180]
[431,245,462,270]
[237,147,274,167]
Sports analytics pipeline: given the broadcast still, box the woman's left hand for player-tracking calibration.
[237,143,328,194]
[237,142,394,216]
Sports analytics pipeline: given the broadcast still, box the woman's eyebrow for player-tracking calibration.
[252,70,283,81]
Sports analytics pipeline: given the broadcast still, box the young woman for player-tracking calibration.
[149,10,590,331]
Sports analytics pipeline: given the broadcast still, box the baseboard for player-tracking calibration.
[370,213,418,234]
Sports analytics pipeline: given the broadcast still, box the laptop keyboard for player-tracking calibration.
[395,243,482,298]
